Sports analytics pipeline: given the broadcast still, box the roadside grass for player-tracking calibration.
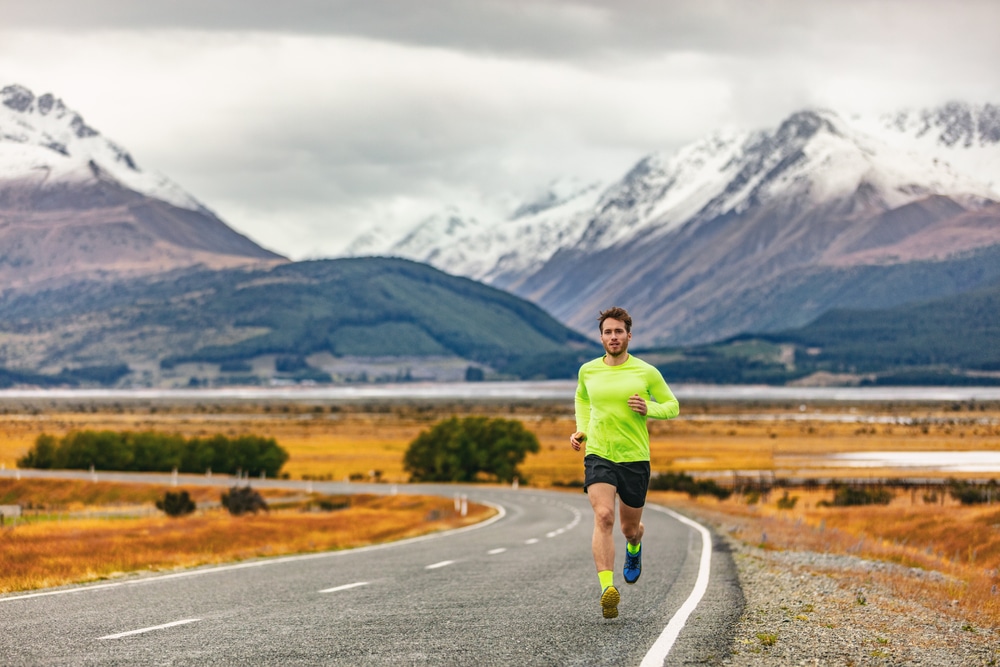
[0,478,225,510]
[0,490,492,594]
[2,399,999,611]
[3,401,999,484]
[656,487,1000,628]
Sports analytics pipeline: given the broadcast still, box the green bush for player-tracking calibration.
[221,486,268,515]
[820,485,894,507]
[403,416,539,483]
[156,490,196,517]
[17,430,288,478]
[947,479,999,505]
[648,471,732,500]
[775,491,799,509]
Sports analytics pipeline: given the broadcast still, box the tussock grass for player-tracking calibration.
[660,487,1000,628]
[2,398,999,612]
[0,490,491,594]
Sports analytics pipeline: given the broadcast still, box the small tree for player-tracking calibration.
[156,490,196,517]
[221,486,268,515]
[403,416,539,483]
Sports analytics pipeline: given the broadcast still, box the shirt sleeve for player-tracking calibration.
[574,369,591,434]
[643,366,680,420]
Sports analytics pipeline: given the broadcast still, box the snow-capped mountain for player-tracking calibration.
[0,84,284,288]
[344,178,604,283]
[857,102,1000,192]
[346,103,1000,343]
[0,84,207,212]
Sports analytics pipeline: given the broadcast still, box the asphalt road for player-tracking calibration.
[0,471,743,666]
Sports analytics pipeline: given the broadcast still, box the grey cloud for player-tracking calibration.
[9,0,999,63]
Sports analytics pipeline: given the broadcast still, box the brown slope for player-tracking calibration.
[819,199,1000,266]
[0,175,286,289]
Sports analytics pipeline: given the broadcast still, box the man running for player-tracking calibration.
[570,306,679,619]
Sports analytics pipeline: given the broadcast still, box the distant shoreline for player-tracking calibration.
[2,381,1000,404]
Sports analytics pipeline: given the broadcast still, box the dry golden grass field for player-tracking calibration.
[1,396,999,626]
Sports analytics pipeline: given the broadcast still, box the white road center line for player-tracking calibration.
[425,560,455,570]
[640,506,713,667]
[99,618,200,640]
[524,538,539,545]
[487,548,506,555]
[319,581,369,593]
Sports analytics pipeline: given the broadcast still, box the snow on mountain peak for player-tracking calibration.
[345,102,1000,283]
[0,83,207,212]
[855,101,1000,194]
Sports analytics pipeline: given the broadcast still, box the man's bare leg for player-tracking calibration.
[587,482,617,571]
[587,482,620,618]
[619,503,644,547]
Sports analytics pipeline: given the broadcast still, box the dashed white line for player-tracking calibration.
[319,581,369,593]
[99,618,200,640]
[425,560,455,570]
[487,548,506,555]
[524,538,539,545]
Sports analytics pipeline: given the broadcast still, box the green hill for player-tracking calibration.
[642,281,1000,386]
[0,257,596,386]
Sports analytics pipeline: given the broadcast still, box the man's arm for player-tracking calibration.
[571,372,590,450]
[574,373,591,433]
[643,367,679,420]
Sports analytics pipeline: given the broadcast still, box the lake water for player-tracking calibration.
[2,381,1000,402]
[827,451,1000,473]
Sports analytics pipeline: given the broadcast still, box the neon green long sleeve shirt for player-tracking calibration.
[574,354,679,463]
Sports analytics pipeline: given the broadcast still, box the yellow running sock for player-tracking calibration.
[627,541,641,555]
[598,570,614,590]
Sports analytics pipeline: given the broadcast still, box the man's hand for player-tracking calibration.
[570,431,586,451]
[627,393,648,415]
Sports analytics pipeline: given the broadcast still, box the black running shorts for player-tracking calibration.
[583,454,651,509]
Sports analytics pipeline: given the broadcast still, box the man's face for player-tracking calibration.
[600,318,631,358]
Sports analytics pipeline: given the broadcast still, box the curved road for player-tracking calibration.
[0,471,743,666]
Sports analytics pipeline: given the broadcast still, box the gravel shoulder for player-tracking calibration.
[699,524,1000,666]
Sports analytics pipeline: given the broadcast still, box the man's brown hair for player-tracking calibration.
[598,306,632,333]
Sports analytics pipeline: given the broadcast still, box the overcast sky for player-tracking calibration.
[2,0,998,259]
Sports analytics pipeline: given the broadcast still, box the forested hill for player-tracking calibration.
[0,257,596,387]
[639,281,1000,386]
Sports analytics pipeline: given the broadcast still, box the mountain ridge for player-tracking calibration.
[345,102,1000,345]
[0,83,286,289]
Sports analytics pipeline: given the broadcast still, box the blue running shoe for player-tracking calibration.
[600,585,620,619]
[624,543,642,584]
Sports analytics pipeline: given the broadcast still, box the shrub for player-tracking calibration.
[18,430,288,478]
[947,479,999,505]
[156,490,196,517]
[775,491,799,509]
[403,416,539,483]
[648,471,732,500]
[221,486,268,516]
[820,485,894,507]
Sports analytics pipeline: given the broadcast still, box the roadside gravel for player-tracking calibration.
[712,534,1000,666]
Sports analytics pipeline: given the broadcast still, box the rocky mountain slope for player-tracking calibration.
[0,84,286,289]
[347,103,1000,345]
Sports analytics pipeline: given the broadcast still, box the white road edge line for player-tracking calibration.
[0,501,505,604]
[319,581,369,593]
[640,505,713,667]
[425,560,455,569]
[99,618,200,640]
